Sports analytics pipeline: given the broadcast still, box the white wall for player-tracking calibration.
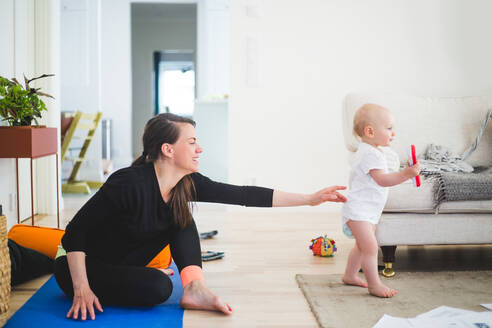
[34,0,61,221]
[131,12,196,158]
[196,0,229,100]
[0,0,17,225]
[60,0,103,182]
[194,101,228,181]
[99,0,133,169]
[229,0,492,212]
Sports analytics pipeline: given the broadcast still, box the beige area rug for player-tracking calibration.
[296,271,492,328]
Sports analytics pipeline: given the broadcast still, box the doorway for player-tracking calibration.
[131,3,197,157]
[154,50,195,117]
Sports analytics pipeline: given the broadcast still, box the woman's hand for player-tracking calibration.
[67,284,103,321]
[309,186,347,206]
[272,186,347,207]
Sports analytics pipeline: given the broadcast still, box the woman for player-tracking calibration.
[54,113,346,321]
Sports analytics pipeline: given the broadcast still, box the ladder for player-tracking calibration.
[61,111,104,194]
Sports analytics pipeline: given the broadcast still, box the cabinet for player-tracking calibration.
[0,126,60,228]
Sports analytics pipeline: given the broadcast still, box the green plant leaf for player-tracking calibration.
[0,73,54,126]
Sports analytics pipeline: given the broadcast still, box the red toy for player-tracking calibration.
[407,144,421,187]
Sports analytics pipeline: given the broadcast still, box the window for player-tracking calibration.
[154,51,195,116]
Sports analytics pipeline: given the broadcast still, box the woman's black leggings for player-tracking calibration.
[54,220,202,307]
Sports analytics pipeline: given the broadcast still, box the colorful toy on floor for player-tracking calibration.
[309,235,337,257]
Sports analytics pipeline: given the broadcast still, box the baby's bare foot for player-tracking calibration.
[342,275,368,288]
[368,284,398,298]
[180,279,232,315]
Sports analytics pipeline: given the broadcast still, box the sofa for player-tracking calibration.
[342,93,492,277]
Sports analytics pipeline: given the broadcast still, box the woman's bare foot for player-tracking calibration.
[342,275,368,288]
[180,279,232,315]
[158,268,174,276]
[368,284,398,298]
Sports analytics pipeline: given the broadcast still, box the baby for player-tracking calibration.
[341,103,420,298]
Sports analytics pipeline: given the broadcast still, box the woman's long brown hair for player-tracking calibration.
[132,113,196,229]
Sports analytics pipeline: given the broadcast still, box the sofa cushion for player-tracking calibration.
[377,213,492,245]
[438,199,492,213]
[384,177,492,213]
[384,178,435,213]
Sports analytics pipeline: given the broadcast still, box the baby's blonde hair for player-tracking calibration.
[353,103,387,138]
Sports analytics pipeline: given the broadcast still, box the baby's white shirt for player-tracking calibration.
[341,142,389,224]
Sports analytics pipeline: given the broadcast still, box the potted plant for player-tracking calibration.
[0,74,54,126]
[0,74,57,158]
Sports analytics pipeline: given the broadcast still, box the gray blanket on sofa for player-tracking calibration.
[434,168,492,206]
[418,109,492,207]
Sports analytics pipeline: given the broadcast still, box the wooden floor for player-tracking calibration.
[8,196,492,327]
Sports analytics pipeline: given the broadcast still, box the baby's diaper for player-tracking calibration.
[342,222,354,239]
[342,216,380,239]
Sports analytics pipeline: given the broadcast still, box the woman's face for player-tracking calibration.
[171,123,203,173]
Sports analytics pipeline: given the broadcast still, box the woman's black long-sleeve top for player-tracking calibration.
[61,162,273,265]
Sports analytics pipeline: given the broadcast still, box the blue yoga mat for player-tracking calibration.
[5,262,184,328]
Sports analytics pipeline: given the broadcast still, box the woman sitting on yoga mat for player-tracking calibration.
[54,113,347,321]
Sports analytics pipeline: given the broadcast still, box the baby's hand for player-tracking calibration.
[403,162,421,178]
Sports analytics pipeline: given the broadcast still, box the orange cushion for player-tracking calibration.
[8,224,64,259]
[7,224,172,268]
[146,246,172,269]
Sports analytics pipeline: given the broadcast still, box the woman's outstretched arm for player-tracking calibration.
[191,173,346,207]
[272,186,347,207]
